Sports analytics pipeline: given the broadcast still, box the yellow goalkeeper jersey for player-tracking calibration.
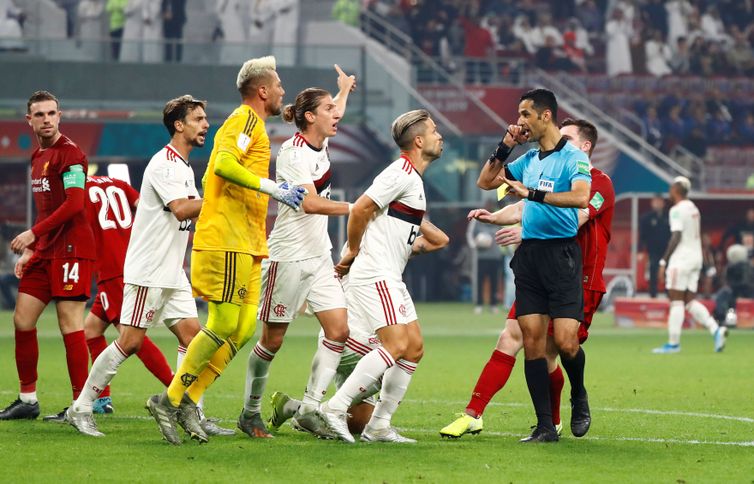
[193,104,270,256]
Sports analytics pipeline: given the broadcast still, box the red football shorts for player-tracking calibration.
[506,289,604,344]
[90,276,125,324]
[18,255,92,304]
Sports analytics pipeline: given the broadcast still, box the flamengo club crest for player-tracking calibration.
[145,309,155,322]
[399,304,407,317]
[273,304,286,317]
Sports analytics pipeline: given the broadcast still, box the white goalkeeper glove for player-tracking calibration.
[259,178,308,211]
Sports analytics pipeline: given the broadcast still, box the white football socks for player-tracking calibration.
[300,337,345,412]
[686,300,719,334]
[73,341,129,413]
[327,347,395,412]
[244,342,276,414]
[368,359,417,430]
[668,300,685,345]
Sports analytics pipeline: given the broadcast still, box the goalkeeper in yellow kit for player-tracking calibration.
[147,56,306,445]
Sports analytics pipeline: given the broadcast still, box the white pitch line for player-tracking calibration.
[405,399,754,424]
[406,428,754,448]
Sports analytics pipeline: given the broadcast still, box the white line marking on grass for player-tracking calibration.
[409,428,754,447]
[406,399,754,424]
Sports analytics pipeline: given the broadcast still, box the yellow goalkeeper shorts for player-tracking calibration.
[191,250,262,306]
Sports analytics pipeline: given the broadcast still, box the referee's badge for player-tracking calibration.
[537,179,554,192]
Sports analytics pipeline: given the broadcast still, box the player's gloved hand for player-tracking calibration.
[259,179,308,211]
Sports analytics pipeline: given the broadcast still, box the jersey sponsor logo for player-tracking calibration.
[237,133,251,151]
[538,179,554,192]
[273,304,286,317]
[31,177,51,192]
[577,160,590,175]
[63,284,73,291]
[589,192,604,210]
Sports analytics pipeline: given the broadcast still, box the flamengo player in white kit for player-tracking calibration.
[318,109,449,443]
[653,176,728,354]
[66,95,209,439]
[240,65,357,438]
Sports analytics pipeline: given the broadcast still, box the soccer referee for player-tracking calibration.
[477,89,591,443]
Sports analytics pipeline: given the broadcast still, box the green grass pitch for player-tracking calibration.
[0,304,752,483]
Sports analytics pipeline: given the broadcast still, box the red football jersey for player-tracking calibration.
[30,135,96,260]
[85,176,139,282]
[577,167,615,293]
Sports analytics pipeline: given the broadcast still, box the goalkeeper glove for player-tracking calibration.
[259,179,308,211]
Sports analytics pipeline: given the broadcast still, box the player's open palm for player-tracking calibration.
[273,182,307,211]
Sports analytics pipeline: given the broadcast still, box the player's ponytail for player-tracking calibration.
[288,88,330,131]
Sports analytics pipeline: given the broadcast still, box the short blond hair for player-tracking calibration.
[673,176,691,195]
[391,109,431,150]
[236,55,277,97]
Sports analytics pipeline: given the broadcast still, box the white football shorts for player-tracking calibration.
[665,264,701,293]
[258,254,346,323]
[120,282,198,329]
[346,279,417,332]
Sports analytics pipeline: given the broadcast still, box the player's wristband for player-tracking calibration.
[527,189,546,203]
[488,142,513,164]
[659,259,667,267]
[258,177,277,196]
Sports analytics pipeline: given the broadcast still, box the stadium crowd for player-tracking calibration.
[362,0,754,156]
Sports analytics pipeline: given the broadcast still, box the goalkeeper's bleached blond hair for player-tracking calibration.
[236,55,277,96]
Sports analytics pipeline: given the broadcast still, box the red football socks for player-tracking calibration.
[63,330,89,400]
[15,328,39,394]
[549,366,565,426]
[136,336,174,387]
[465,350,516,418]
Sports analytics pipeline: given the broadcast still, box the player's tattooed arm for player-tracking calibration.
[411,219,449,257]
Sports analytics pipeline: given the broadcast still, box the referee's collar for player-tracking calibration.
[538,137,568,160]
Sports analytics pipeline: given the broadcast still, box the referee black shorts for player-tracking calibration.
[511,237,583,321]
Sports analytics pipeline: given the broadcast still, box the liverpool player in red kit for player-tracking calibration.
[441,118,614,439]
[82,175,174,415]
[0,91,96,420]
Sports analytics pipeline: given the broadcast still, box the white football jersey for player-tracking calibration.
[348,156,426,286]
[268,133,333,261]
[123,145,199,288]
[668,199,702,267]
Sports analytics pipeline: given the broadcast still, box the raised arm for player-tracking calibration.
[477,125,529,190]
[332,64,356,118]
